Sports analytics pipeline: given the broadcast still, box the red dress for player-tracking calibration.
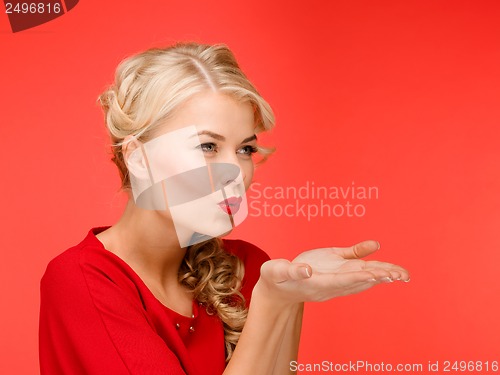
[39,227,270,375]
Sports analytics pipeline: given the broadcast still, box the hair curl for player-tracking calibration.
[97,42,275,361]
[179,238,247,359]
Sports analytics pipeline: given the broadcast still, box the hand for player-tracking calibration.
[257,240,410,304]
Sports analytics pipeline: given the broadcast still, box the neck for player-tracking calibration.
[97,198,188,288]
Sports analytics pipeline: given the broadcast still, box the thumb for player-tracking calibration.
[331,240,380,259]
[261,259,312,283]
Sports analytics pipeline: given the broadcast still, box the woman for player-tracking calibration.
[39,42,409,375]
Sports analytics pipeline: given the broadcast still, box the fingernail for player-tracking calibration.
[376,241,381,250]
[302,267,311,278]
[381,277,393,283]
[404,278,411,283]
[367,278,376,282]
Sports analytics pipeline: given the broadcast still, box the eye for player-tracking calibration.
[237,145,258,157]
[197,142,218,154]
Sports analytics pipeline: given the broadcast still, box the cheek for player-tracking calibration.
[242,162,254,190]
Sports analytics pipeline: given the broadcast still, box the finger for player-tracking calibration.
[314,279,376,301]
[327,271,401,295]
[260,259,312,284]
[364,268,410,282]
[336,276,406,299]
[331,240,380,259]
[321,270,382,286]
[340,276,398,296]
[312,272,407,301]
[313,271,385,300]
[363,261,410,281]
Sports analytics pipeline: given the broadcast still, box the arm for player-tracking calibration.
[272,302,304,375]
[220,240,304,374]
[223,281,302,375]
[223,240,410,375]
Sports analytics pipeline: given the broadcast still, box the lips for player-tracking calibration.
[218,196,243,215]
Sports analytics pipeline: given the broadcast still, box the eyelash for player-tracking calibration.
[238,145,259,156]
[197,143,258,156]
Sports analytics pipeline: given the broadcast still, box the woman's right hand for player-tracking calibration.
[255,240,410,305]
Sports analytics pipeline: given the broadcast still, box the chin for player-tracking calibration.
[217,228,234,238]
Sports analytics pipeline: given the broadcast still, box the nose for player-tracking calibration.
[208,162,241,191]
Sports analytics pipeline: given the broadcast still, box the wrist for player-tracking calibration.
[251,278,302,311]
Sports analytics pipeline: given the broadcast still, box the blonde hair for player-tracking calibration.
[97,42,275,361]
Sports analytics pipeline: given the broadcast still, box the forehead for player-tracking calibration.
[156,91,256,138]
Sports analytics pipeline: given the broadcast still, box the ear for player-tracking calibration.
[123,135,151,181]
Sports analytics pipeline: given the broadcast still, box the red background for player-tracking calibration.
[1,1,499,373]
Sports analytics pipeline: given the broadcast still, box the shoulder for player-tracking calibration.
[40,227,127,300]
[40,227,149,324]
[41,228,101,281]
[41,235,89,289]
[40,230,104,321]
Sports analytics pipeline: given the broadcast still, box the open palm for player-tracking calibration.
[259,240,410,303]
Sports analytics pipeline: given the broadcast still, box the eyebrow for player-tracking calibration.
[195,130,257,144]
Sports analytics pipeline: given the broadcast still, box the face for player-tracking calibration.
[125,91,258,247]
[158,91,257,188]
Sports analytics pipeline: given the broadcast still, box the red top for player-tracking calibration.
[39,227,270,375]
